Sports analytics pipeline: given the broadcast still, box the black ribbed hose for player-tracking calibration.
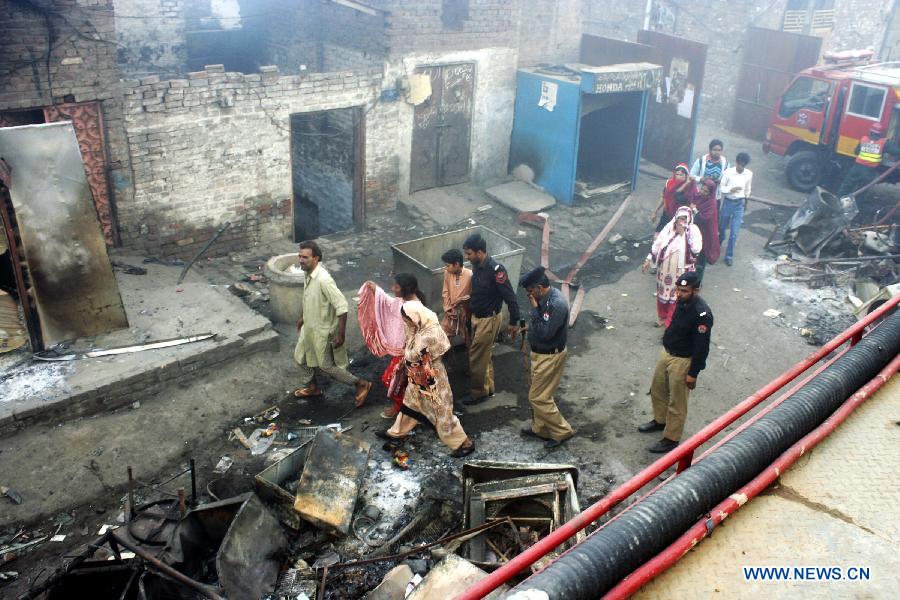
[511,311,900,598]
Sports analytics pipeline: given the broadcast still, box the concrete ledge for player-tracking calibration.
[0,329,278,435]
[0,256,281,435]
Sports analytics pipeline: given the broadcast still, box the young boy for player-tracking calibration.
[440,248,472,346]
[690,139,729,200]
[717,152,753,266]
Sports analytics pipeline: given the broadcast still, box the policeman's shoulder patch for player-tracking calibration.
[697,324,709,334]
[495,270,508,284]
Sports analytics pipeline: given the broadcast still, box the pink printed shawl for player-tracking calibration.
[357,283,406,357]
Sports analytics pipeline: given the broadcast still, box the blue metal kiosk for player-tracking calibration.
[509,63,662,205]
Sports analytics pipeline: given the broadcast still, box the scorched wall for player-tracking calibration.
[120,65,385,258]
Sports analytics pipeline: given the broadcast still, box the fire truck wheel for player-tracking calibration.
[786,150,822,192]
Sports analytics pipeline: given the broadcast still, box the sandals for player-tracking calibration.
[450,440,476,458]
[375,430,405,444]
[293,387,322,398]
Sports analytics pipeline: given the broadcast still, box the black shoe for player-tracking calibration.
[725,257,733,266]
[461,395,489,406]
[637,420,666,433]
[544,434,574,449]
[520,427,549,440]
[647,438,678,453]
[450,442,476,458]
[375,431,404,444]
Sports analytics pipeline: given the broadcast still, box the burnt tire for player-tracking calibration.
[786,150,822,192]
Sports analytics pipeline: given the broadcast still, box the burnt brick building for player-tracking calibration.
[1,0,584,257]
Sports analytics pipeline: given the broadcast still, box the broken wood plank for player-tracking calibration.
[748,195,801,209]
[568,288,585,327]
[232,428,252,449]
[564,194,633,284]
[541,217,551,269]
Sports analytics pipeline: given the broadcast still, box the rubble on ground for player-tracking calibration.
[15,394,586,600]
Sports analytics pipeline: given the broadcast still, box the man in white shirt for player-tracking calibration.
[717,152,753,266]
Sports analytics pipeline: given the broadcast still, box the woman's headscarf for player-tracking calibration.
[653,206,699,264]
[663,163,694,218]
[400,300,440,330]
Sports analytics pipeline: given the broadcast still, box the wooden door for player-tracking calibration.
[410,63,475,192]
[733,27,822,140]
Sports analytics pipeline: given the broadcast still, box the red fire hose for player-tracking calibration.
[603,352,899,598]
[456,295,899,600]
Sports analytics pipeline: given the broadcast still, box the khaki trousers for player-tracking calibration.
[649,348,692,441]
[469,312,502,398]
[528,350,574,441]
[297,344,359,388]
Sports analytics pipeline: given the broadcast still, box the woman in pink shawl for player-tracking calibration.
[358,274,409,419]
[690,177,721,281]
[642,206,703,327]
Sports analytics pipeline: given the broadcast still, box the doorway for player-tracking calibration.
[410,63,475,192]
[577,91,644,188]
[290,107,364,241]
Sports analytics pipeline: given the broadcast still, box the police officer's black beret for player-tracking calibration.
[519,266,548,288]
[677,271,701,288]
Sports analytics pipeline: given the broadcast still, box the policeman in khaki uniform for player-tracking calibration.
[639,271,713,453]
[518,267,574,448]
[460,233,521,406]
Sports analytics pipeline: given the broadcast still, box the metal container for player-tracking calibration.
[460,461,584,569]
[255,442,311,530]
[391,226,525,314]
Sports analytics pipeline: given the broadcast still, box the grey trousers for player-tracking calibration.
[297,345,358,387]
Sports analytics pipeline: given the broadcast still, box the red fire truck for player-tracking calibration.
[763,52,900,191]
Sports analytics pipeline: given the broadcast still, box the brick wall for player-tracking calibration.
[384,0,519,55]
[250,0,388,73]
[248,0,322,73]
[516,0,584,66]
[120,65,385,257]
[113,0,187,76]
[829,0,896,54]
[0,0,133,238]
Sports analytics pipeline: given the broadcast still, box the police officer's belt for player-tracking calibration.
[531,345,566,355]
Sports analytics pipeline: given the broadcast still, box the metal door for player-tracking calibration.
[581,33,707,169]
[43,102,119,245]
[636,31,707,168]
[410,63,475,192]
[733,27,822,140]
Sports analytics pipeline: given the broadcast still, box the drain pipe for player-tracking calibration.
[456,297,899,600]
[504,311,900,599]
[603,352,900,598]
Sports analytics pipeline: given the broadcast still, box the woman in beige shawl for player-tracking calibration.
[377,277,475,457]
